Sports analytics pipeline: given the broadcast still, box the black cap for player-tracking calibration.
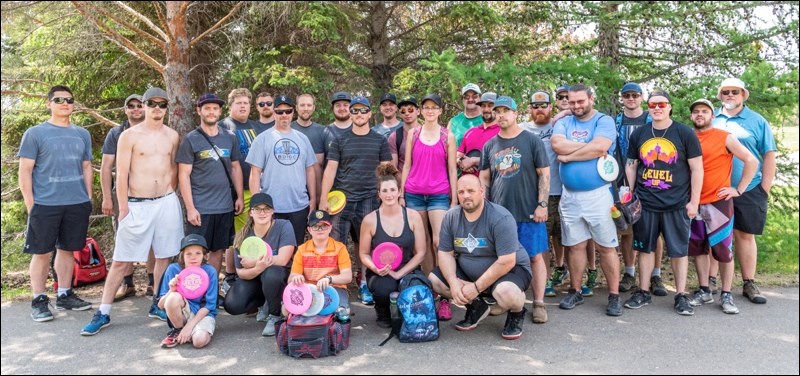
[648,90,671,102]
[397,97,418,108]
[180,234,208,252]
[250,193,274,209]
[307,210,332,227]
[273,95,295,108]
[330,91,351,105]
[380,93,397,105]
[196,93,225,107]
[420,93,443,108]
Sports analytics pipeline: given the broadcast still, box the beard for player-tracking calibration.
[723,101,740,111]
[533,113,550,125]
[334,113,350,122]
[299,113,312,121]
[482,113,495,123]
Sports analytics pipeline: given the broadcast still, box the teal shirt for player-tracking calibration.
[449,112,484,148]
[712,106,776,192]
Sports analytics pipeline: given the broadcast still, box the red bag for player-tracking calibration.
[52,237,108,289]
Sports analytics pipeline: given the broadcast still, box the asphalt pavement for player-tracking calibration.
[2,287,798,374]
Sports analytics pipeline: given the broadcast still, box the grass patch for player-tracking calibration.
[756,209,799,275]
[776,125,799,153]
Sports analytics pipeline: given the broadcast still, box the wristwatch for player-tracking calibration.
[326,275,334,284]
[538,200,548,208]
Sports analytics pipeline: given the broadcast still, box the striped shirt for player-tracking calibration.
[291,238,352,288]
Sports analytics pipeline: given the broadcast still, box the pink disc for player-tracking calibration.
[372,242,403,271]
[282,283,312,315]
[177,266,210,300]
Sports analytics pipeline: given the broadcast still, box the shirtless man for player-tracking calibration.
[82,87,184,335]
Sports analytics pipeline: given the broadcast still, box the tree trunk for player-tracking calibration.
[368,1,393,96]
[597,2,621,68]
[165,2,195,136]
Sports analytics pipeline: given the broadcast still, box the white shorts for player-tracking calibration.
[559,185,619,248]
[181,300,216,337]
[114,192,183,262]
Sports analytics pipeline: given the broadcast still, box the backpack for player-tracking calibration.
[51,237,108,290]
[380,270,439,345]
[276,313,351,358]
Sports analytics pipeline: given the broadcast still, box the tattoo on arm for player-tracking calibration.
[538,172,550,201]
[626,158,637,167]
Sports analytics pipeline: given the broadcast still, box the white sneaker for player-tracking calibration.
[256,302,269,322]
[262,315,281,336]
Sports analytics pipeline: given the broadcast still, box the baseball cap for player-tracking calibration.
[620,82,643,94]
[461,83,481,96]
[330,91,351,105]
[250,193,274,209]
[530,90,551,104]
[307,210,332,227]
[273,95,295,108]
[476,92,498,106]
[180,233,208,252]
[124,94,142,106]
[493,96,517,111]
[142,87,168,102]
[397,97,418,108]
[421,94,443,108]
[196,93,225,107]
[689,99,715,112]
[648,90,671,102]
[717,77,749,100]
[555,85,571,95]
[380,93,397,105]
[350,96,371,109]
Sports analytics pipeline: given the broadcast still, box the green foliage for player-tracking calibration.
[1,201,30,276]
[756,209,800,275]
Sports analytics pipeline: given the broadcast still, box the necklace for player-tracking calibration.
[651,123,670,138]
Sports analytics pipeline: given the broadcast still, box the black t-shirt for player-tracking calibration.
[327,129,391,201]
[616,113,650,187]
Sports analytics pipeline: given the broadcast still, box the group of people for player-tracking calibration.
[18,76,775,347]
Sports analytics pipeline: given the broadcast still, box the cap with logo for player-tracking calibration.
[717,77,750,100]
[398,97,418,108]
[124,94,142,106]
[142,87,168,102]
[530,91,551,104]
[620,82,643,94]
[476,92,498,106]
[421,94,443,108]
[180,233,208,252]
[250,193,274,209]
[196,93,225,107]
[273,95,295,108]
[689,99,715,112]
[493,96,517,111]
[350,96,371,109]
[461,83,482,96]
[307,210,332,227]
[330,91,351,105]
[380,93,397,105]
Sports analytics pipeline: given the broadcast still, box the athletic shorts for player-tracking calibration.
[633,208,691,258]
[24,201,92,254]
[404,193,451,211]
[688,200,734,263]
[331,196,379,245]
[559,185,619,248]
[177,298,216,336]
[517,222,548,257]
[545,196,562,244]
[430,264,531,295]
[733,184,768,235]
[186,212,235,252]
[234,190,253,233]
[114,192,183,262]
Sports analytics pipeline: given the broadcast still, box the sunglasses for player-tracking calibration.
[399,108,415,114]
[349,108,370,115]
[622,93,640,99]
[146,100,168,109]
[274,108,294,115]
[647,102,670,109]
[720,89,741,96]
[126,103,143,109]
[258,101,273,108]
[51,97,75,105]
[530,103,550,109]
[556,95,569,101]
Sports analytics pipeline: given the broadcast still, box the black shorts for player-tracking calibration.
[431,264,531,295]
[24,201,92,254]
[186,211,235,251]
[733,185,769,235]
[633,208,691,258]
[274,206,309,247]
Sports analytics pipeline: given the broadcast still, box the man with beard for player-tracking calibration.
[291,94,326,202]
[712,78,777,305]
[320,96,391,305]
[177,93,244,273]
[255,92,276,130]
[449,83,485,148]
[372,93,401,137]
[458,92,500,177]
[388,97,420,171]
[323,91,353,163]
[687,98,756,314]
[430,174,532,340]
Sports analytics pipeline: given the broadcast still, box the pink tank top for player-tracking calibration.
[404,127,450,195]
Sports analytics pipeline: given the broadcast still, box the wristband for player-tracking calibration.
[474,282,480,293]
[327,275,333,284]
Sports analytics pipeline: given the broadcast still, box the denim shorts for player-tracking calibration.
[404,193,450,211]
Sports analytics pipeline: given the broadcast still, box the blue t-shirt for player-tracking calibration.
[553,112,616,192]
[159,263,219,318]
[17,122,93,206]
[219,117,270,191]
[712,106,776,192]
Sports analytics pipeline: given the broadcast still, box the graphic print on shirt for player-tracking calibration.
[198,145,230,161]
[491,146,522,178]
[639,137,677,190]
[454,234,489,253]
[273,138,301,166]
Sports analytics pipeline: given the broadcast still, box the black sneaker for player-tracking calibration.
[674,293,694,316]
[558,290,584,310]
[31,295,54,322]
[501,308,527,340]
[650,275,667,296]
[619,273,637,292]
[56,289,92,311]
[454,298,490,331]
[624,289,652,309]
[606,294,623,316]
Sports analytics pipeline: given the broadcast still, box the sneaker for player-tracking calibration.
[146,285,154,297]
[256,302,269,322]
[551,266,569,286]
[709,276,718,295]
[148,304,168,321]
[581,269,598,297]
[720,292,740,314]
[161,328,180,348]
[501,308,527,340]
[606,294,623,316]
[619,273,637,292]
[114,282,136,302]
[482,295,497,305]
[31,295,54,322]
[544,279,556,297]
[56,289,92,311]
[689,289,714,306]
[437,298,452,321]
[262,315,281,336]
[531,302,547,323]
[743,280,767,304]
[674,293,694,316]
[650,275,668,296]
[454,298,490,331]
[81,310,111,335]
[624,289,652,309]
[359,284,374,306]
[558,290,584,310]
[221,275,236,297]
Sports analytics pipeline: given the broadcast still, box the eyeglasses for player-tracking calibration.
[349,108,370,115]
[399,108,415,114]
[250,207,273,214]
[310,224,331,231]
[145,100,168,109]
[530,103,550,109]
[622,93,640,99]
[126,103,143,109]
[51,97,74,105]
[274,108,294,115]
[258,101,273,107]
[462,94,480,100]
[421,106,440,111]
[647,102,670,109]
[556,95,569,101]
[720,90,741,96]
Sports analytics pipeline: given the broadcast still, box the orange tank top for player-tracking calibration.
[697,128,732,204]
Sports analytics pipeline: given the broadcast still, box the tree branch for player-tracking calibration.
[1,88,119,127]
[152,0,172,42]
[190,1,245,47]
[93,3,165,48]
[115,1,168,41]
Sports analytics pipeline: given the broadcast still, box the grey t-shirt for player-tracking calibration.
[176,127,241,214]
[101,120,131,156]
[371,122,401,138]
[291,121,326,154]
[17,122,93,206]
[246,128,316,213]
[233,219,296,269]
[481,130,549,222]
[323,123,352,160]
[327,129,392,201]
[439,201,532,279]
[219,117,270,191]
[522,122,562,195]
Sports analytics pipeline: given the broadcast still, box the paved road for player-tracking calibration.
[2,287,798,374]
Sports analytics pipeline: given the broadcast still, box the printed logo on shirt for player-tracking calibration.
[273,138,301,165]
[198,146,231,160]
[491,146,522,178]
[569,129,590,142]
[712,118,752,140]
[639,137,676,190]
[454,234,489,253]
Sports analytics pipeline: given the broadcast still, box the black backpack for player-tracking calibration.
[380,270,439,345]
